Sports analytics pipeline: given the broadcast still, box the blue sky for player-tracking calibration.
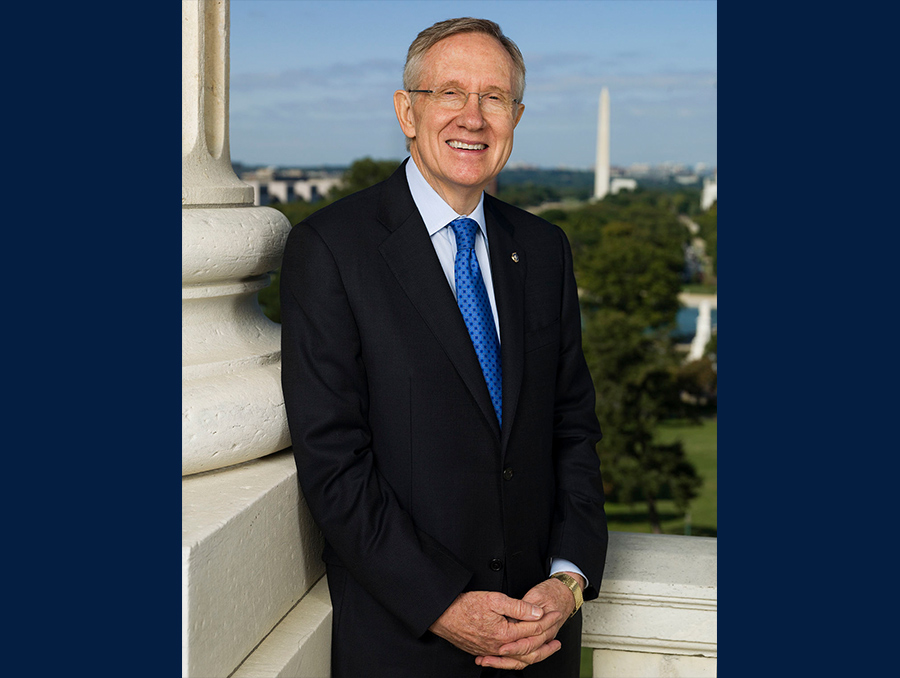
[228,0,717,170]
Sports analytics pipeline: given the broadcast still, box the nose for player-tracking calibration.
[457,92,486,129]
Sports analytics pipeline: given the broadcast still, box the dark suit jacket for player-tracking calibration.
[280,159,608,677]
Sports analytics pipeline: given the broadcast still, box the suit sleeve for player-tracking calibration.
[280,221,472,637]
[547,227,609,602]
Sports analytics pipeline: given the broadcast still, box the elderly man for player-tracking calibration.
[281,17,608,677]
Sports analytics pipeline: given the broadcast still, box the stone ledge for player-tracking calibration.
[182,450,325,677]
[232,576,332,678]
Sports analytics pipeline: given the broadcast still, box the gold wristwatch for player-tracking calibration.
[550,572,583,618]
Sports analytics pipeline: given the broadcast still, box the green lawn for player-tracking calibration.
[682,283,718,295]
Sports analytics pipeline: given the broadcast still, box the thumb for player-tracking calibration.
[493,595,544,621]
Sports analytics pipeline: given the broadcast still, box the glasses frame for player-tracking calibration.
[407,89,520,113]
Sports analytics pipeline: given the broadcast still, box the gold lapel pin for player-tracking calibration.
[511,252,519,263]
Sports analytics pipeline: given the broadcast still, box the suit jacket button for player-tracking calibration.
[489,559,503,571]
[502,467,514,481]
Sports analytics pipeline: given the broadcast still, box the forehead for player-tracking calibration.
[419,32,516,90]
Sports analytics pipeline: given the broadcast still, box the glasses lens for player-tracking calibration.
[432,89,512,114]
[480,93,511,114]
[435,89,466,108]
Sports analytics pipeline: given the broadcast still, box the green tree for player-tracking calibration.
[494,182,559,208]
[693,203,717,280]
[673,357,717,416]
[580,220,684,330]
[581,309,701,532]
[548,195,703,533]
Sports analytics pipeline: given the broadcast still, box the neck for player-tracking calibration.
[409,152,485,215]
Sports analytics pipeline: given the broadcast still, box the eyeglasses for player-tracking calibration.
[407,88,520,115]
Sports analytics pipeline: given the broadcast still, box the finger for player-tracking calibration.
[479,640,563,671]
[500,609,565,648]
[498,630,553,657]
[475,640,562,671]
[521,638,563,665]
[478,656,529,671]
[490,594,544,622]
[497,616,557,646]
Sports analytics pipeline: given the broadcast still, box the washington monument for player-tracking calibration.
[593,87,610,201]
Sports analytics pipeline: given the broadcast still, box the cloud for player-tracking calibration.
[231,58,402,93]
[529,70,716,95]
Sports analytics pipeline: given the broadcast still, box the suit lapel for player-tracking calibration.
[377,164,502,439]
[484,197,525,456]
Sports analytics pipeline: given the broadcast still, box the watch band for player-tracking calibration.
[550,572,583,618]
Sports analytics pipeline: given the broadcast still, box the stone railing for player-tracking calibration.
[583,531,717,677]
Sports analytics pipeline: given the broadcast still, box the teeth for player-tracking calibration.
[448,141,486,150]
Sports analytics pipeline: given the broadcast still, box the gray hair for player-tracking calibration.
[403,17,526,102]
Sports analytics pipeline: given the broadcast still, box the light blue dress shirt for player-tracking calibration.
[404,158,588,590]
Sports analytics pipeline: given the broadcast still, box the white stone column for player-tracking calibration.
[182,0,292,476]
[182,4,330,677]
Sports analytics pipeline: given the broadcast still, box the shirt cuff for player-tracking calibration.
[549,558,589,591]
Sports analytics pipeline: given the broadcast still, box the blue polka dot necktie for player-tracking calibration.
[449,217,502,427]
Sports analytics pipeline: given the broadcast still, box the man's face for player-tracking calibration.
[394,32,525,211]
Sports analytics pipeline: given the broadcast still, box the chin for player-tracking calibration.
[444,161,496,188]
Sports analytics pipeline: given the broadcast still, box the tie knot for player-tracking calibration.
[449,217,478,251]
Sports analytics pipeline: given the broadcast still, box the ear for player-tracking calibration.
[393,90,417,140]
[512,103,525,129]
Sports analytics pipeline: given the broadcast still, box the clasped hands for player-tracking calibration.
[428,574,583,671]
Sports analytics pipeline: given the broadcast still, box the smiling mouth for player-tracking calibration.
[447,140,487,150]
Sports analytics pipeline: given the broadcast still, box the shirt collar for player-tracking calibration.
[405,157,487,239]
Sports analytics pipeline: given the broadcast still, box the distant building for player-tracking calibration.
[240,167,343,206]
[627,163,652,176]
[674,174,700,186]
[610,177,637,195]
